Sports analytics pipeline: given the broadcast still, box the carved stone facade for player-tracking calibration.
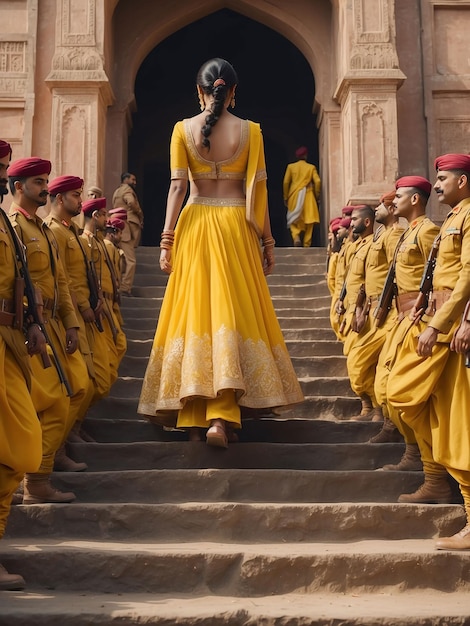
[0,0,469,231]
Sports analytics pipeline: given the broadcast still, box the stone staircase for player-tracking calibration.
[2,247,469,625]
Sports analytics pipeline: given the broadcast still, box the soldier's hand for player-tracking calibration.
[416,326,438,358]
[451,320,470,354]
[65,327,79,354]
[26,324,46,356]
[82,307,96,324]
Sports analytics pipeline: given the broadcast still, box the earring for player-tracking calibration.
[231,96,235,109]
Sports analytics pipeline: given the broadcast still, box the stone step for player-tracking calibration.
[122,338,344,359]
[119,354,346,378]
[35,469,431,504]
[107,375,354,399]
[123,326,338,341]
[133,268,328,286]
[1,538,469,595]
[1,590,469,626]
[131,283,328,299]
[80,417,385,444]
[6,502,464,541]
[65,441,406,471]
[85,394,361,421]
[136,246,328,260]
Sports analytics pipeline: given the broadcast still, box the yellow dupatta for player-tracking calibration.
[245,121,268,237]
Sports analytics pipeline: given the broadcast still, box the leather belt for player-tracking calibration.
[396,291,419,318]
[102,291,114,301]
[0,299,15,327]
[428,289,453,314]
[42,298,55,310]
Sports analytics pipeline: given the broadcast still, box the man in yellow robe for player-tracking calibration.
[330,217,356,339]
[8,157,88,504]
[387,155,470,538]
[283,146,321,248]
[0,141,43,590]
[346,192,404,425]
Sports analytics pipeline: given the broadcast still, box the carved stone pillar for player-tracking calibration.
[334,0,405,205]
[0,1,38,158]
[45,0,113,188]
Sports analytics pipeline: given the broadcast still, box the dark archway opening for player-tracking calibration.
[130,8,319,247]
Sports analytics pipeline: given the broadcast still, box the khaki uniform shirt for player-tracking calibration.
[9,203,79,330]
[112,184,144,228]
[365,224,405,299]
[431,197,470,334]
[395,215,440,295]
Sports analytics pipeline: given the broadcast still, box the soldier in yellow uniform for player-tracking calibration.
[104,213,127,328]
[387,156,470,534]
[81,198,126,384]
[283,146,321,247]
[330,216,355,339]
[46,176,113,441]
[0,141,43,590]
[372,176,441,479]
[8,157,88,504]
[326,218,342,296]
[346,192,405,426]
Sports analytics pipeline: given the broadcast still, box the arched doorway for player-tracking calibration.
[129,9,318,247]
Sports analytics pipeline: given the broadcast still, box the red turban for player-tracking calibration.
[107,217,126,231]
[8,157,52,178]
[395,176,432,195]
[380,190,396,207]
[0,140,12,158]
[341,206,354,217]
[434,153,470,174]
[295,146,308,159]
[331,222,341,234]
[339,217,351,229]
[108,207,128,221]
[48,175,84,196]
[81,197,107,217]
[329,216,341,226]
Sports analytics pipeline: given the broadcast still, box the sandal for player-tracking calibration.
[206,424,228,449]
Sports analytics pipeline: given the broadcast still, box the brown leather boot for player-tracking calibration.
[381,443,423,471]
[23,473,76,504]
[350,394,374,421]
[53,444,88,472]
[436,524,470,550]
[0,563,25,591]
[398,474,452,504]
[368,418,403,444]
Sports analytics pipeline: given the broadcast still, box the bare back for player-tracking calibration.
[188,111,246,199]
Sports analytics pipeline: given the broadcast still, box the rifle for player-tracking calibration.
[0,206,52,370]
[87,259,104,332]
[411,234,441,323]
[102,298,119,344]
[462,300,470,368]
[352,284,371,333]
[71,227,104,332]
[373,262,397,327]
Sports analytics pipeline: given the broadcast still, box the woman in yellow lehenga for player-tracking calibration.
[137,58,304,447]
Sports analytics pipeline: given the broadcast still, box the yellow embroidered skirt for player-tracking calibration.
[137,197,304,427]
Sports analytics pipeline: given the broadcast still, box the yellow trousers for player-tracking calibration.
[290,221,314,248]
[387,320,452,469]
[85,321,113,403]
[102,305,127,384]
[374,318,417,443]
[177,389,241,429]
[0,338,42,538]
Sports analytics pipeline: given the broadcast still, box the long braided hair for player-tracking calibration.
[196,58,238,150]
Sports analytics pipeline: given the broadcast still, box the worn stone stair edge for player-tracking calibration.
[1,590,470,626]
[6,501,465,541]
[1,539,470,595]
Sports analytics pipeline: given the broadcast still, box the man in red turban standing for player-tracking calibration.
[283,146,321,247]
[387,154,470,549]
[0,142,43,590]
[8,157,89,504]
